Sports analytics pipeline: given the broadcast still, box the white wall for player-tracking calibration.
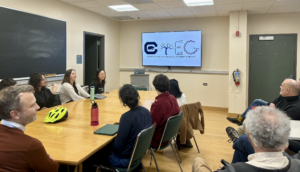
[119,17,230,108]
[0,0,120,92]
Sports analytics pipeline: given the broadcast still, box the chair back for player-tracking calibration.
[134,86,147,91]
[157,111,183,150]
[127,123,156,171]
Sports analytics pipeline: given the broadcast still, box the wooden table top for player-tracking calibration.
[25,90,157,165]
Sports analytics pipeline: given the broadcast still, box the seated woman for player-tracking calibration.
[109,84,152,167]
[60,69,90,104]
[0,78,16,91]
[29,73,60,110]
[151,74,181,148]
[169,79,186,107]
[89,69,106,94]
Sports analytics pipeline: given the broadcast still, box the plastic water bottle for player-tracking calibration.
[90,86,95,101]
[91,102,99,126]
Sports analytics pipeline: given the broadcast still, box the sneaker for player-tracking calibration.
[226,127,239,143]
[226,116,243,126]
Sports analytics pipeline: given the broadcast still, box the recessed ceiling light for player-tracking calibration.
[108,5,139,12]
[184,0,214,7]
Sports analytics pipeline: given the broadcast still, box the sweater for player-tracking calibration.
[88,80,105,94]
[216,158,300,172]
[60,82,90,104]
[271,95,300,120]
[150,92,181,148]
[112,106,152,159]
[34,87,60,109]
[0,125,58,172]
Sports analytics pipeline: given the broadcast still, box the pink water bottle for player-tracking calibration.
[91,102,99,126]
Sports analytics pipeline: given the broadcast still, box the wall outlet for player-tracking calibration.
[203,83,207,86]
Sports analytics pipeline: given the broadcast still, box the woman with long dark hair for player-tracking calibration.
[60,69,90,104]
[29,73,60,110]
[89,69,106,94]
[169,79,186,107]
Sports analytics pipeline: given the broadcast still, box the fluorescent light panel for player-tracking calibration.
[184,0,214,6]
[108,5,139,12]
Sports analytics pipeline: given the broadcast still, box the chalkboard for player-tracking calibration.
[0,6,66,79]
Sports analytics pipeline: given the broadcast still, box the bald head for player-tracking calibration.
[280,79,300,96]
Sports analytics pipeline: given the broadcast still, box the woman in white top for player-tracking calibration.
[169,79,186,107]
[60,69,90,104]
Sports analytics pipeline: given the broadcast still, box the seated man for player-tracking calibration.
[227,79,300,126]
[151,74,180,148]
[0,85,58,172]
[193,106,300,172]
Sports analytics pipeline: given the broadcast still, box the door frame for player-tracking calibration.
[248,34,297,105]
[83,31,105,85]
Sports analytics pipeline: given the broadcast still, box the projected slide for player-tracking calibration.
[142,31,202,67]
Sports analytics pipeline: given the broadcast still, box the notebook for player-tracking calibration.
[94,124,119,136]
[94,94,107,100]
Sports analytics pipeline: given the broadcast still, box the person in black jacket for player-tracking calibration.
[109,84,152,167]
[228,79,300,126]
[0,78,16,91]
[29,73,60,110]
[89,69,106,94]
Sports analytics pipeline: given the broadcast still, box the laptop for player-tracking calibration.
[134,69,145,75]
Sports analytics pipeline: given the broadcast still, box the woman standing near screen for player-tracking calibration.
[60,69,90,104]
[89,69,106,94]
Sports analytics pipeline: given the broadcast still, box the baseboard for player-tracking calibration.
[202,106,228,111]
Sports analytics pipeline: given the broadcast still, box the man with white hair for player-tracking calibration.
[0,85,58,172]
[192,106,300,172]
[227,79,300,126]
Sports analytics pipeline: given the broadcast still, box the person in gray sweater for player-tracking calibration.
[60,69,89,104]
[192,106,300,172]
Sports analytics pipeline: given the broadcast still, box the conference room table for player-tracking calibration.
[25,90,157,171]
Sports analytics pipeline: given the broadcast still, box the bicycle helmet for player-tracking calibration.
[44,107,68,123]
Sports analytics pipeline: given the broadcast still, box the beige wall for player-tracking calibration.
[120,17,230,108]
[0,0,120,92]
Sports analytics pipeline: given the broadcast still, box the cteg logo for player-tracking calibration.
[144,42,158,54]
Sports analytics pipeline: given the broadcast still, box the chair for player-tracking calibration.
[94,123,156,172]
[134,86,147,91]
[149,111,184,172]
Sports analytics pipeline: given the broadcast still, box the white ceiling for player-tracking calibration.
[59,0,300,21]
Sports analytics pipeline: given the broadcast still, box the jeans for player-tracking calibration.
[232,134,254,163]
[241,99,268,118]
[109,152,130,168]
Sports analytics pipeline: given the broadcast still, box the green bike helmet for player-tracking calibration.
[44,107,68,123]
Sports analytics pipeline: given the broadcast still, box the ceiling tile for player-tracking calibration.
[132,3,161,10]
[273,0,300,6]
[188,5,216,12]
[156,1,187,8]
[243,0,274,2]
[164,7,191,13]
[243,1,273,10]
[195,13,218,17]
[60,0,89,2]
[268,5,298,13]
[149,13,173,17]
[216,10,230,16]
[215,3,242,10]
[193,10,217,16]
[95,0,128,6]
[124,0,154,4]
[68,0,103,8]
[152,0,181,2]
[143,9,168,14]
[213,0,243,5]
[247,7,269,14]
